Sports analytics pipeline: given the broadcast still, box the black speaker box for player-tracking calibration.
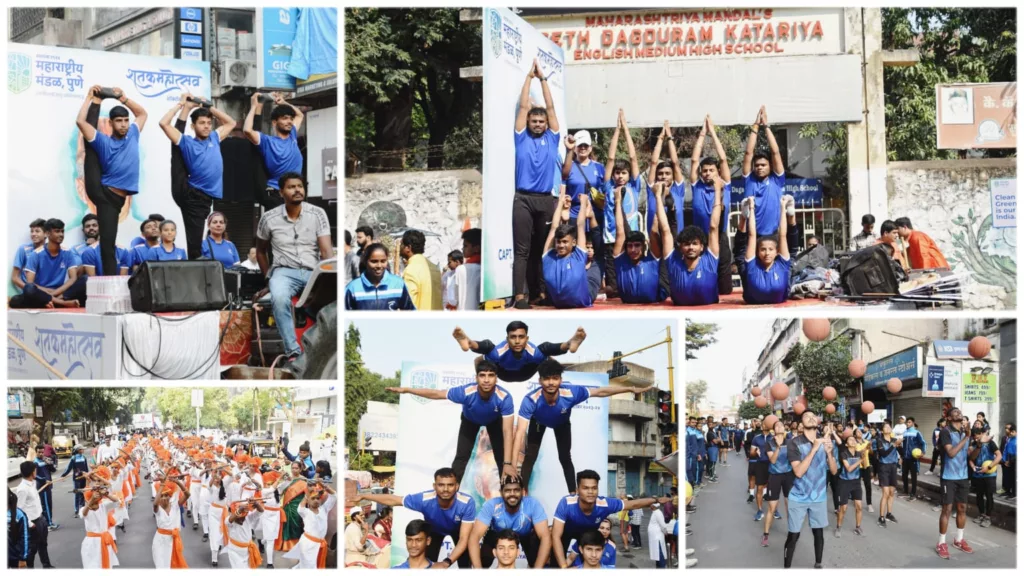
[129,260,228,312]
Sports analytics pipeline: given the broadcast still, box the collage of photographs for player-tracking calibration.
[1,1,1018,573]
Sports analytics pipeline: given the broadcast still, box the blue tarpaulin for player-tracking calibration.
[729,177,824,207]
[289,8,337,80]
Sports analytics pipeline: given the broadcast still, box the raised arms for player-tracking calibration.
[647,121,667,186]
[620,109,639,179]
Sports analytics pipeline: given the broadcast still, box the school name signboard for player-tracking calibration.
[529,8,845,64]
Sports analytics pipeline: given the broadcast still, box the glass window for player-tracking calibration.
[108,25,173,58]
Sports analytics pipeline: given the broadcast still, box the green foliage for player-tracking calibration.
[790,336,853,415]
[738,400,772,420]
[685,321,719,360]
[345,324,400,453]
[229,388,292,433]
[349,451,376,472]
[685,380,708,415]
[145,388,234,430]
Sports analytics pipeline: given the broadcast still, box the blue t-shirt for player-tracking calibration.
[751,434,771,463]
[25,248,81,289]
[691,179,732,236]
[602,176,642,244]
[178,131,223,199]
[743,171,785,235]
[344,272,415,311]
[542,246,592,309]
[130,236,147,249]
[402,490,476,536]
[476,495,547,536]
[393,559,432,569]
[569,540,616,567]
[88,123,140,194]
[514,128,560,194]
[145,244,188,262]
[838,450,862,481]
[71,242,92,261]
[259,127,303,190]
[553,495,624,534]
[446,383,514,426]
[767,435,793,475]
[564,161,605,225]
[786,434,829,504]
[874,436,900,465]
[518,383,591,429]
[939,428,969,480]
[12,243,38,284]
[665,250,719,306]
[614,253,663,304]
[743,255,791,304]
[645,181,686,238]
[201,237,240,269]
[482,340,554,376]
[129,244,155,268]
[80,244,131,276]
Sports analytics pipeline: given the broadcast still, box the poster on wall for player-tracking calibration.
[923,362,961,398]
[393,363,608,567]
[482,7,567,301]
[961,363,998,404]
[6,44,211,296]
[990,178,1016,229]
[936,82,1016,149]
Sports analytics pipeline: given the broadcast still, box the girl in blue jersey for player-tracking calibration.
[201,212,241,269]
[144,220,188,261]
[655,180,723,306]
[836,433,866,537]
[742,195,791,304]
[344,243,415,311]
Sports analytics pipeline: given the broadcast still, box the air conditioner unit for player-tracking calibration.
[219,58,256,88]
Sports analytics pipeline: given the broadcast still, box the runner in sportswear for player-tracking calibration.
[936,408,973,559]
[784,411,838,569]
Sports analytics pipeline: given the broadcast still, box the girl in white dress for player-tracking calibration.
[207,471,232,566]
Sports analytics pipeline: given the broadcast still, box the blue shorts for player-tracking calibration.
[787,500,828,533]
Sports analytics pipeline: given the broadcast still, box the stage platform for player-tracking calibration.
[7,307,252,380]
[526,288,863,311]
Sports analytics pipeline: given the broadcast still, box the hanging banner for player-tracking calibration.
[256,7,299,90]
[482,7,567,301]
[393,362,608,567]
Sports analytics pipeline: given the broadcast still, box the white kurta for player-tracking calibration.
[208,496,230,552]
[282,494,336,568]
[152,505,180,569]
[188,469,203,516]
[80,501,119,568]
[261,496,282,543]
[647,509,670,563]
[223,513,260,568]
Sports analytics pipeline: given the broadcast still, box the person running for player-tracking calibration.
[143,221,187,262]
[344,243,416,310]
[11,219,47,293]
[655,177,724,306]
[784,411,838,569]
[689,115,734,294]
[936,408,973,558]
[901,417,926,501]
[467,475,551,568]
[200,212,241,269]
[612,184,665,304]
[243,92,304,209]
[541,193,595,308]
[387,361,515,484]
[646,121,686,257]
[393,519,435,569]
[567,518,616,568]
[874,420,901,527]
[354,468,476,568]
[453,322,585,382]
[511,59,561,309]
[745,418,761,503]
[600,108,642,297]
[9,219,87,309]
[968,427,1001,528]
[750,420,772,522]
[513,359,652,494]
[762,419,793,546]
[718,418,732,467]
[741,194,792,304]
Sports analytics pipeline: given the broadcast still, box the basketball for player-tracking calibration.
[751,386,762,397]
[823,386,837,401]
[764,415,779,430]
[794,403,806,416]
[802,319,831,341]
[887,378,902,394]
[912,448,923,459]
[968,336,992,359]
[754,396,768,408]
[982,460,995,473]
[825,404,836,414]
[849,359,866,378]
[771,382,790,401]
[861,401,875,414]
[685,482,693,499]
[842,428,853,439]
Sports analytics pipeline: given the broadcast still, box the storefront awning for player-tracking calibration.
[371,465,395,473]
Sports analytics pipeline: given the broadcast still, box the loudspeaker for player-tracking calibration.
[129,260,228,312]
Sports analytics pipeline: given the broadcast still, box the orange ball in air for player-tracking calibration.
[803,319,831,342]
[968,336,992,359]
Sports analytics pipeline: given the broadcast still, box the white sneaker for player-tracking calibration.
[686,549,695,556]
[686,559,699,568]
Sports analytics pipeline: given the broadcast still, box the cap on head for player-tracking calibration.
[573,130,593,148]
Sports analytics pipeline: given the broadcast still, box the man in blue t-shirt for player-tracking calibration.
[387,361,515,484]
[550,469,668,568]
[654,178,723,306]
[159,92,237,260]
[750,422,772,521]
[738,106,799,262]
[391,519,434,569]
[467,475,551,568]
[80,243,130,277]
[76,85,147,281]
[512,359,654,494]
[541,193,594,308]
[968,427,1001,529]
[71,214,100,276]
[355,468,477,568]
[11,218,47,294]
[690,115,734,295]
[453,321,584,382]
[936,408,973,559]
[613,186,666,304]
[244,91,304,209]
[10,219,87,309]
[512,59,562,309]
[783,410,838,569]
[645,122,687,249]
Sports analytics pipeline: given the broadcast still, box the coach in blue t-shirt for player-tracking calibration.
[541,193,594,309]
[77,85,147,284]
[468,475,551,568]
[453,321,582,382]
[784,410,838,568]
[10,219,87,309]
[357,468,477,568]
[654,178,724,306]
[741,195,792,305]
[243,91,304,209]
[512,359,654,494]
[512,59,562,309]
[613,186,666,304]
[387,361,515,484]
[159,93,237,260]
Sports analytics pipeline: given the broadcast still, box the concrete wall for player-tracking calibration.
[887,158,1017,310]
[345,170,482,270]
[850,318,946,363]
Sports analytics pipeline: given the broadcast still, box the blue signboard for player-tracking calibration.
[863,347,921,390]
[259,7,299,90]
[180,7,202,21]
[729,177,823,207]
[181,34,203,49]
[926,365,945,393]
[933,340,971,359]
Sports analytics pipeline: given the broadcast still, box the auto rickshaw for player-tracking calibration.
[52,435,72,458]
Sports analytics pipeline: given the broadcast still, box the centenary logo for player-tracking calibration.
[489,10,503,58]
[8,53,32,94]
[408,369,438,406]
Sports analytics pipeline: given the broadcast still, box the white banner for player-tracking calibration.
[7,44,212,296]
[393,362,609,567]
[7,310,119,379]
[132,413,154,428]
[482,8,568,301]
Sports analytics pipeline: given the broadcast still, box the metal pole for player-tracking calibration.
[195,407,200,434]
[666,325,677,453]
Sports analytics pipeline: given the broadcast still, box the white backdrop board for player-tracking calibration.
[482,8,568,301]
[7,311,119,379]
[6,44,211,296]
